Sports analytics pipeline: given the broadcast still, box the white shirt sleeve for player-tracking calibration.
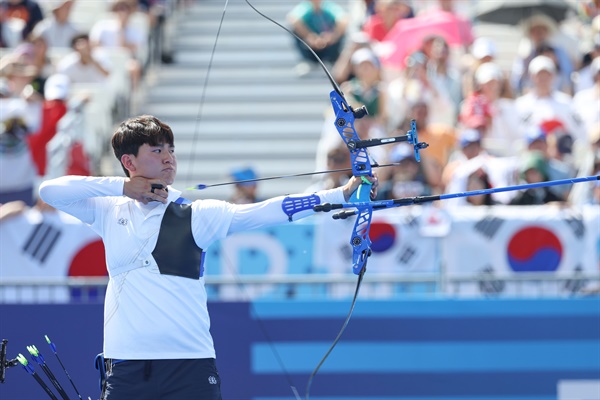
[38,175,125,224]
[191,187,346,249]
[227,187,345,234]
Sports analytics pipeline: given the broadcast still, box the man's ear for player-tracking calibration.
[121,154,136,174]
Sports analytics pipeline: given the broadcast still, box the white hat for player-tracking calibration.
[528,55,556,75]
[475,62,502,84]
[351,48,379,67]
[44,73,70,101]
[459,129,482,147]
[472,37,496,59]
[0,98,27,122]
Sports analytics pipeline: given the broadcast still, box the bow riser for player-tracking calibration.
[351,206,373,275]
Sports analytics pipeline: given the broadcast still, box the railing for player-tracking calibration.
[1,273,599,304]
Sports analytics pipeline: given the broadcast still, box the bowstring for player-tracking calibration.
[242,2,370,398]
[305,267,365,400]
[188,1,301,398]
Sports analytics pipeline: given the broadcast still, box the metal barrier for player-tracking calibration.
[1,273,599,303]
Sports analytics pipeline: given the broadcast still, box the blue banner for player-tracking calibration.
[1,299,599,399]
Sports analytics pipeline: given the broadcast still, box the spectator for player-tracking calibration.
[90,0,146,90]
[573,34,599,93]
[228,166,261,204]
[26,73,69,179]
[523,125,574,199]
[287,0,348,76]
[533,43,573,95]
[515,56,584,143]
[305,144,351,193]
[361,0,412,42]
[32,0,78,48]
[569,124,600,205]
[0,97,35,205]
[331,31,371,84]
[0,0,44,41]
[387,50,456,128]
[57,33,112,84]
[573,57,600,137]
[442,128,485,187]
[341,47,387,134]
[393,100,456,192]
[459,62,522,156]
[423,35,462,119]
[465,169,497,206]
[510,150,564,205]
[511,14,574,96]
[25,32,56,95]
[0,45,44,131]
[378,143,433,199]
[463,36,497,95]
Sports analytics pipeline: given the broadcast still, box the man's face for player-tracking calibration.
[125,143,177,185]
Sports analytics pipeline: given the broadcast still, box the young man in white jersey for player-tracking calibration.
[39,114,377,399]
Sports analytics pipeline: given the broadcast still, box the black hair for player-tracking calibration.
[70,33,90,49]
[111,115,174,177]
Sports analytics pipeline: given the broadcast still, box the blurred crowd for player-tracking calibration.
[290,0,600,207]
[0,0,181,207]
[1,0,599,211]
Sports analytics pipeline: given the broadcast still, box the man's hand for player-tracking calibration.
[124,177,169,204]
[342,174,379,202]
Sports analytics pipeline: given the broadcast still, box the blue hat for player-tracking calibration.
[230,167,257,186]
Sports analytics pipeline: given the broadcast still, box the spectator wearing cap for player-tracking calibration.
[573,57,600,137]
[57,33,111,84]
[462,36,497,96]
[361,0,412,42]
[522,126,574,199]
[378,143,433,200]
[515,55,584,143]
[31,0,78,48]
[340,47,387,135]
[331,31,373,84]
[511,14,575,96]
[509,150,564,205]
[442,128,485,188]
[228,166,261,204]
[459,62,522,156]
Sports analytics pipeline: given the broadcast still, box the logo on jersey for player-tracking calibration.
[118,218,128,226]
[208,376,218,385]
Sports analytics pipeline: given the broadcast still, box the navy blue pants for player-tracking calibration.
[102,358,222,400]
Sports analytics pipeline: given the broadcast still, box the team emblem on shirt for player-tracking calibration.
[208,376,218,385]
[118,218,128,226]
